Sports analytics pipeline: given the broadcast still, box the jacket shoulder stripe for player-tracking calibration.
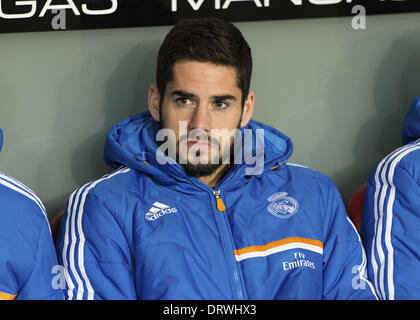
[63,182,94,300]
[371,143,413,299]
[0,172,48,224]
[371,140,420,300]
[63,167,131,300]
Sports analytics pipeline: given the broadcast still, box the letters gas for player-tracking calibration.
[0,0,117,19]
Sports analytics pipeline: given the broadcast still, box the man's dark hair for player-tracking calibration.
[156,17,253,105]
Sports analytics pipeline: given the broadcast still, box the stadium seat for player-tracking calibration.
[50,211,64,244]
[346,183,367,233]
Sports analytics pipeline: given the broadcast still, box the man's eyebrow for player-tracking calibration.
[212,95,237,101]
[170,91,237,101]
[170,90,197,99]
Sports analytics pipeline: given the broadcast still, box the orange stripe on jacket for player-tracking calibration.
[0,292,17,300]
[234,237,323,256]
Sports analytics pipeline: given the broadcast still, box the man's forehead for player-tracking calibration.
[167,61,241,94]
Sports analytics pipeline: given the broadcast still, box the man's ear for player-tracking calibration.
[148,85,161,122]
[239,91,255,128]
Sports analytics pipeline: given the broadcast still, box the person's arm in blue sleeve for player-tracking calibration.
[322,178,378,300]
[0,197,64,300]
[16,221,64,300]
[56,188,136,300]
[361,157,420,300]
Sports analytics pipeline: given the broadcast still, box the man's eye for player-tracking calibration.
[214,101,228,109]
[176,98,193,106]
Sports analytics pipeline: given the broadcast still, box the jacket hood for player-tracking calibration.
[104,111,293,186]
[402,97,420,145]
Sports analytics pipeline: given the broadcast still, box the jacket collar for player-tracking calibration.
[104,111,293,190]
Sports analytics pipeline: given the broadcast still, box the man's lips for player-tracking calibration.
[178,134,219,148]
[187,140,212,147]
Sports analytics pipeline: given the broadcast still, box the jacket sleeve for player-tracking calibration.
[322,178,378,300]
[361,161,420,300]
[56,188,136,300]
[16,221,64,300]
[0,201,63,300]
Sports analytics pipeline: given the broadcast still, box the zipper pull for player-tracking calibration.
[213,190,226,212]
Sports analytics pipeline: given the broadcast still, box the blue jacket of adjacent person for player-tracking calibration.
[361,97,420,300]
[56,111,377,300]
[0,128,63,300]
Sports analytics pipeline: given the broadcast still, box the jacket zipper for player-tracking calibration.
[213,190,226,212]
[212,189,246,300]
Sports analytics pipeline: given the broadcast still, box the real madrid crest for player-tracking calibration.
[267,192,299,219]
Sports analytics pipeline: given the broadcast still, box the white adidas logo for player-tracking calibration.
[145,201,178,221]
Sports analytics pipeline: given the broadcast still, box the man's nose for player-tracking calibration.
[189,105,210,132]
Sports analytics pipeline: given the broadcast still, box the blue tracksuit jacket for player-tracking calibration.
[361,97,420,299]
[0,129,63,300]
[56,112,377,300]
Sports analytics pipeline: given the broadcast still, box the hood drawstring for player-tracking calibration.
[133,153,150,167]
[270,160,286,171]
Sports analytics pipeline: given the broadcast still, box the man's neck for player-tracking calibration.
[197,164,230,189]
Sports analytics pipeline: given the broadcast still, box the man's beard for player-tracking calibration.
[179,158,222,178]
[158,108,242,178]
[157,129,238,178]
[177,147,232,178]
[170,130,233,177]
